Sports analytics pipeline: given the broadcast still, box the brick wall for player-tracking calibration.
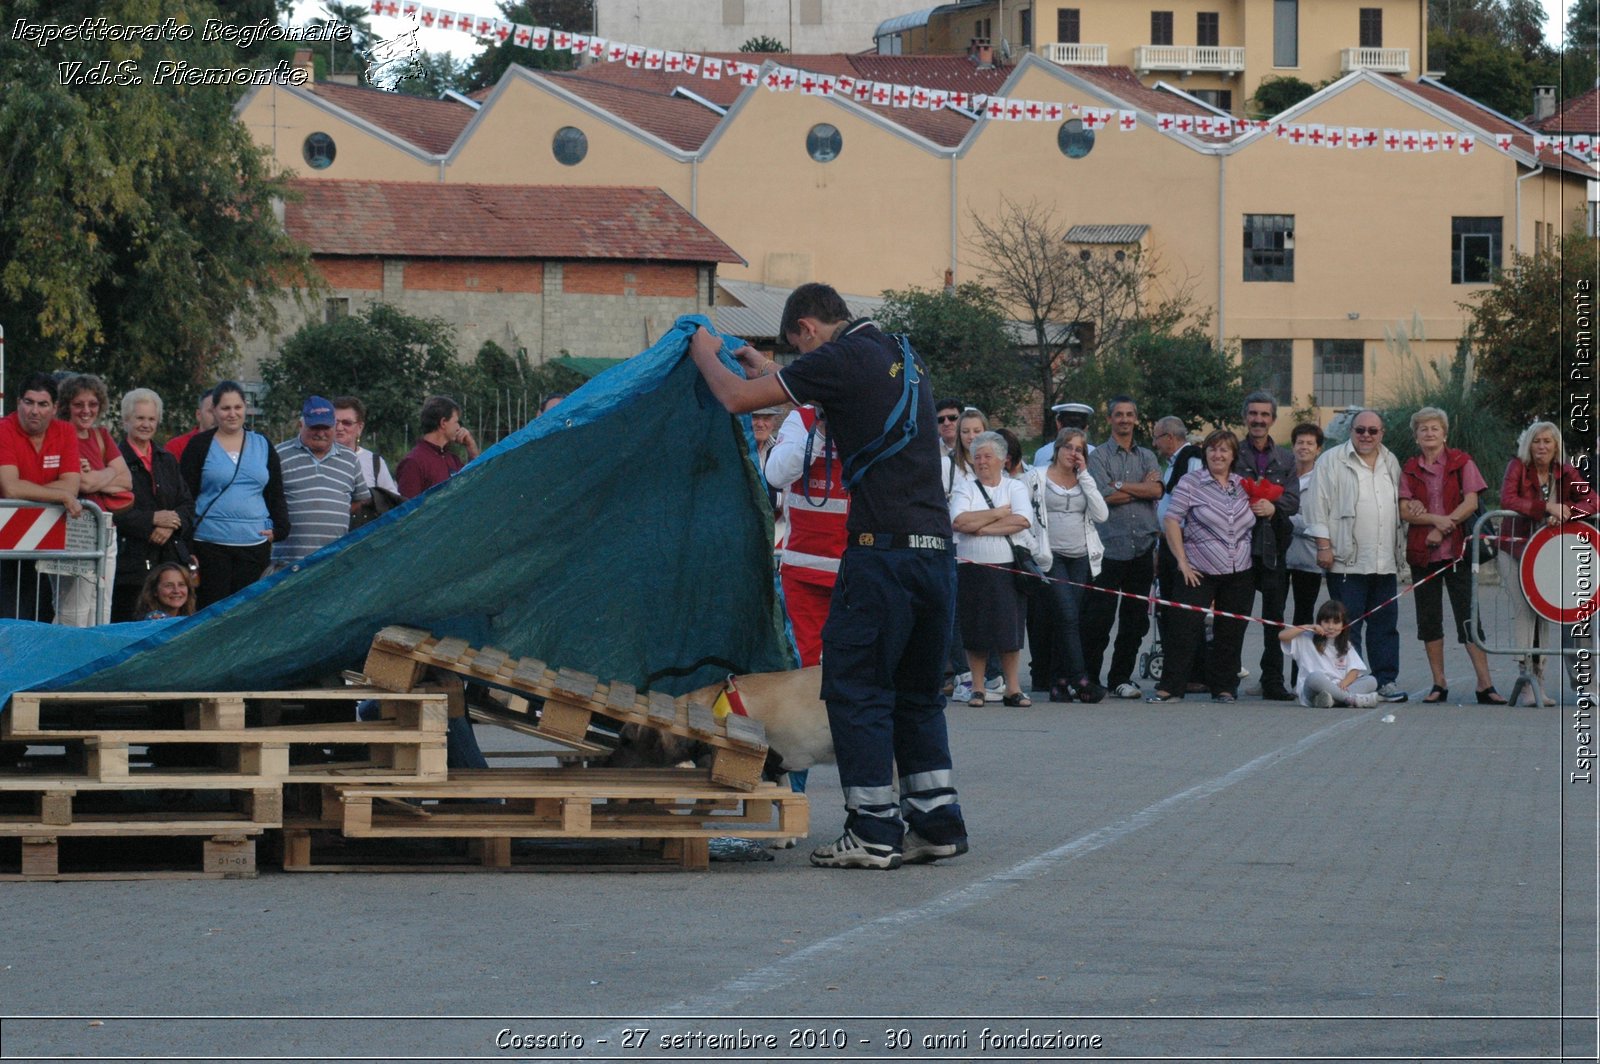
[561,262,699,298]
[316,257,383,290]
[402,259,542,293]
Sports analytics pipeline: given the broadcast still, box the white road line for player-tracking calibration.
[660,706,1385,1014]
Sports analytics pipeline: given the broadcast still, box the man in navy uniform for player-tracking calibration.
[688,285,968,870]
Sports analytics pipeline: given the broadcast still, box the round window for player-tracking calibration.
[303,132,336,170]
[552,126,588,166]
[1056,119,1095,159]
[806,123,843,162]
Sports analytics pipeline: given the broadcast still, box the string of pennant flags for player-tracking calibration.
[369,0,1598,161]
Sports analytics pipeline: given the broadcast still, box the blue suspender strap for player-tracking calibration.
[841,334,921,492]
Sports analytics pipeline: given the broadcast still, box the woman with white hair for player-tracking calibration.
[113,388,195,622]
[1498,421,1592,704]
[950,430,1034,707]
[1399,406,1505,704]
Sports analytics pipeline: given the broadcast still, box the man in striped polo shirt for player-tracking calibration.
[272,395,369,572]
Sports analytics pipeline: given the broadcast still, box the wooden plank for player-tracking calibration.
[560,797,592,832]
[685,701,718,739]
[245,787,283,827]
[430,637,471,663]
[606,682,638,715]
[510,658,548,691]
[468,648,509,678]
[86,741,129,781]
[20,837,58,877]
[281,828,312,869]
[537,700,593,744]
[708,747,766,791]
[372,625,431,652]
[6,695,42,733]
[723,713,768,752]
[647,693,677,729]
[551,668,598,705]
[361,646,427,692]
[190,697,245,731]
[40,791,73,827]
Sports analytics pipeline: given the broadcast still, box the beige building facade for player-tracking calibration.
[597,0,930,54]
[237,47,1593,426]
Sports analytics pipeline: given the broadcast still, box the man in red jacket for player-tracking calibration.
[0,374,83,620]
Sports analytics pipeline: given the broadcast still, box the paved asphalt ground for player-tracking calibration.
[2,587,1597,1063]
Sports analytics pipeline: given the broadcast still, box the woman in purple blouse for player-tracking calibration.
[1147,429,1258,703]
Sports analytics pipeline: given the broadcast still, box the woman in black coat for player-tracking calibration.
[112,388,195,622]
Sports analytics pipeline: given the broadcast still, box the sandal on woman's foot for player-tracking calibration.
[1002,692,1032,707]
[1212,691,1237,704]
[968,694,985,707]
[1422,684,1449,704]
[1145,691,1182,703]
[1476,686,1508,705]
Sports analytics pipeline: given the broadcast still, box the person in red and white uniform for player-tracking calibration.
[764,404,849,668]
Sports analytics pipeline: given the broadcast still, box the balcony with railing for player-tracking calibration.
[1340,47,1411,73]
[1133,45,1245,75]
[1041,42,1109,66]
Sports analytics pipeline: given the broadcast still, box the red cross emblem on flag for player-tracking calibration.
[1044,103,1062,120]
[1158,114,1174,130]
[986,99,1004,118]
[1385,131,1400,149]
[1327,129,1343,147]
[855,82,873,101]
[475,17,492,34]
[553,31,571,48]
[495,23,511,41]
[779,71,795,90]
[914,89,929,106]
[1119,112,1136,131]
[401,1,418,14]
[369,0,382,13]
[1007,101,1025,119]
[458,14,474,31]
[1022,101,1039,119]
[438,12,455,30]
[1422,134,1438,150]
[1196,116,1213,134]
[666,53,682,71]
[1288,126,1305,144]
[1174,115,1191,133]
[1495,133,1514,151]
[532,29,548,48]
[930,91,947,108]
[800,76,817,93]
[1308,127,1324,145]
[515,27,530,45]
[873,85,889,104]
[1363,131,1379,147]
[419,11,434,27]
[608,44,624,60]
[625,47,643,67]
[950,90,969,108]
[837,77,854,95]
[895,88,912,106]
[765,71,781,90]
[818,78,835,96]
[1576,137,1594,155]
[1403,133,1418,150]
[645,51,662,69]
[383,0,399,14]
[591,38,607,58]
[1441,133,1457,150]
[1459,135,1475,153]
[740,66,758,84]
[724,60,740,76]
[572,34,589,51]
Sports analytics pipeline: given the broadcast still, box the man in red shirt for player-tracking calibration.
[0,374,83,620]
[396,396,480,499]
[164,388,215,461]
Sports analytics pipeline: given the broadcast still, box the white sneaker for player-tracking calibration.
[1352,692,1380,708]
[1114,682,1141,699]
[1311,690,1335,708]
[1377,682,1409,703]
[902,830,969,864]
[810,830,901,870]
[984,676,1005,702]
[951,681,973,703]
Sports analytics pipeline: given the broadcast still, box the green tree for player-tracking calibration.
[1248,75,1319,117]
[389,50,467,96]
[877,283,1031,425]
[260,303,460,452]
[461,0,594,92]
[739,35,789,53]
[1374,339,1515,502]
[0,0,317,407]
[1466,228,1600,449]
[1058,324,1244,439]
[312,1,374,84]
[1428,0,1560,117]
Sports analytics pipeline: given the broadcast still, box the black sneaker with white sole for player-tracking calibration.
[810,830,902,869]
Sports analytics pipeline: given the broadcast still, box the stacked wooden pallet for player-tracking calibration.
[0,689,447,880]
[0,629,808,877]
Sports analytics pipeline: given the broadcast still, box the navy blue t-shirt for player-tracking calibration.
[778,320,951,538]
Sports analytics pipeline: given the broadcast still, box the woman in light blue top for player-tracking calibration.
[178,381,289,609]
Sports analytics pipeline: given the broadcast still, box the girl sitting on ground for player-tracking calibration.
[1279,600,1380,708]
[138,561,196,620]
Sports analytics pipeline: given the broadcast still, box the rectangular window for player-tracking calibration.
[1191,88,1233,111]
[1197,12,1219,47]
[1359,7,1383,48]
[1020,8,1032,45]
[324,297,350,323]
[1452,217,1502,283]
[1244,214,1295,282]
[1151,11,1174,45]
[1242,340,1294,406]
[1313,340,1365,407]
[1274,0,1298,65]
[1058,8,1080,43]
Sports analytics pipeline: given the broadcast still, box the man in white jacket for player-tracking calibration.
[1303,409,1409,702]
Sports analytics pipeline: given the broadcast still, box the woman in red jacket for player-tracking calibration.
[1498,420,1594,704]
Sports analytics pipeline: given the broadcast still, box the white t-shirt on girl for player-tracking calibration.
[1288,633,1368,706]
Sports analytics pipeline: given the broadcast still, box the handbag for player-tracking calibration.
[352,450,405,528]
[975,479,1046,596]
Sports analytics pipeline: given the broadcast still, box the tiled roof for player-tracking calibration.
[1536,87,1600,134]
[542,72,723,150]
[306,82,476,155]
[1066,224,1149,244]
[1068,66,1229,141]
[284,180,743,264]
[1390,77,1598,177]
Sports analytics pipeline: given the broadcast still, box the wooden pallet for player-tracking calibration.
[279,767,806,872]
[0,780,281,829]
[275,830,714,873]
[0,830,259,881]
[361,627,768,789]
[2,690,448,785]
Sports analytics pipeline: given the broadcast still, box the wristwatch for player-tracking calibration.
[1113,481,1124,492]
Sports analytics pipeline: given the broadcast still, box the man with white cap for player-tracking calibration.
[1033,403,1095,467]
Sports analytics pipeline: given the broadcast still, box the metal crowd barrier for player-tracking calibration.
[1470,508,1595,707]
[0,498,113,626]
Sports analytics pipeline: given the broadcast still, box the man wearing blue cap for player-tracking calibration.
[272,395,369,571]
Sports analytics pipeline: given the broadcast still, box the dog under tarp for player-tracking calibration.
[0,315,796,711]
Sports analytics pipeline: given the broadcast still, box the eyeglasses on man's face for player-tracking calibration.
[937,414,960,424]
[1353,426,1382,436]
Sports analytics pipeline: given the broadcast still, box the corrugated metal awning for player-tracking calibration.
[713,279,888,341]
[1065,224,1150,244]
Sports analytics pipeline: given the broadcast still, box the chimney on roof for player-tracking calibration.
[292,48,314,84]
[969,38,994,68]
[1534,85,1557,122]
